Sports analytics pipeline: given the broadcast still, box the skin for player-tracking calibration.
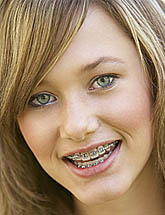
[18,6,164,215]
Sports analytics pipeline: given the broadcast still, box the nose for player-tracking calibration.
[60,99,99,142]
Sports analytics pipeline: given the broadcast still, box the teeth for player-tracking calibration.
[67,140,119,162]
[103,153,109,159]
[71,153,81,161]
[77,163,82,168]
[104,143,115,152]
[98,146,105,155]
[81,152,90,161]
[74,151,113,169]
[93,160,99,166]
[74,161,78,166]
[81,164,87,169]
[89,149,99,159]
[87,163,93,168]
[98,157,104,163]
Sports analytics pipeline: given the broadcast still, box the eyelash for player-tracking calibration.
[29,93,57,108]
[29,74,118,108]
[89,74,118,90]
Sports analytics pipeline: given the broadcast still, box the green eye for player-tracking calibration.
[37,94,51,104]
[91,75,116,90]
[29,93,57,107]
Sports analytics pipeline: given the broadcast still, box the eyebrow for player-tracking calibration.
[38,56,125,87]
[82,56,125,72]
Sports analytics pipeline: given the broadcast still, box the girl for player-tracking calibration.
[0,0,165,214]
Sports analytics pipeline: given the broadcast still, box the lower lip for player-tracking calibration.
[64,142,121,178]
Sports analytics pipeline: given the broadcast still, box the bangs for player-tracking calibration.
[0,0,88,121]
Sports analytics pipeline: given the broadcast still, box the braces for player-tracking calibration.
[67,140,120,163]
[74,151,113,169]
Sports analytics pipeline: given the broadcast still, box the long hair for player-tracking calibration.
[0,0,164,214]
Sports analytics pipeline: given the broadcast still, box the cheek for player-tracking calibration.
[18,110,59,157]
[96,85,152,133]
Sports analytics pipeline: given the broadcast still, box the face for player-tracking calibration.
[18,7,153,205]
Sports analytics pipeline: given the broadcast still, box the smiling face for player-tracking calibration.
[18,6,153,205]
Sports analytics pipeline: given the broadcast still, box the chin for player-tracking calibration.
[75,190,123,206]
[73,177,132,206]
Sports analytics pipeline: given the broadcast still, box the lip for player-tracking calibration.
[63,139,121,157]
[64,141,121,178]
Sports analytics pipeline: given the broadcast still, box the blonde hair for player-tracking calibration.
[0,0,164,214]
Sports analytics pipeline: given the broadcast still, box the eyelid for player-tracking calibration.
[89,73,119,90]
[29,92,57,108]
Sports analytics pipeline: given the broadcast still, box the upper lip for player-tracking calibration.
[63,139,121,157]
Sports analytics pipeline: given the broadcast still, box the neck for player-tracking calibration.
[74,156,165,215]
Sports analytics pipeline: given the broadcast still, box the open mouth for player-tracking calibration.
[64,140,121,169]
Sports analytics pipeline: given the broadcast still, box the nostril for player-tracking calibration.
[59,126,86,141]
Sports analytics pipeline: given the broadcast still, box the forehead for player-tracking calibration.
[58,6,129,62]
[41,6,142,83]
